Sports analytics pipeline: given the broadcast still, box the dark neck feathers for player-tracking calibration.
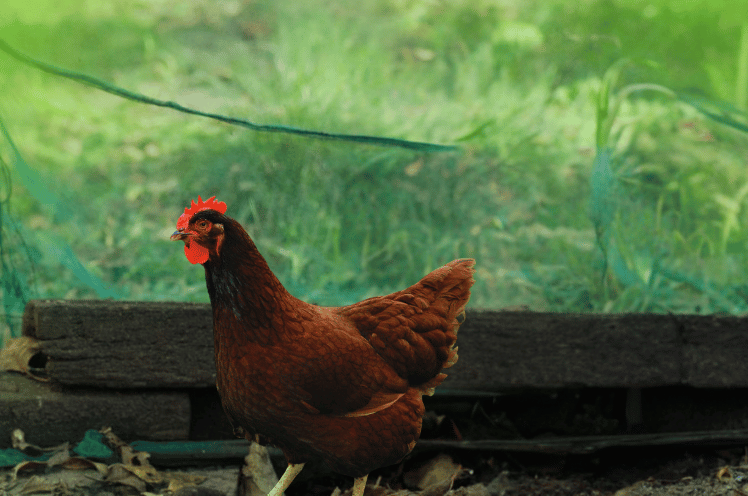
[202,216,292,345]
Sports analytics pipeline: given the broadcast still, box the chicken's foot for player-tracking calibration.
[352,474,368,496]
[266,462,305,496]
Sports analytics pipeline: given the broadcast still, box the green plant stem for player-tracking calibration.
[737,23,748,110]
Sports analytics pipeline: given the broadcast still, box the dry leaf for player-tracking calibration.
[164,472,208,493]
[122,460,162,484]
[11,429,27,449]
[19,475,56,495]
[121,446,151,466]
[11,460,48,480]
[404,454,461,490]
[11,429,68,454]
[46,448,71,467]
[0,337,45,378]
[100,427,128,450]
[105,464,147,493]
[61,456,109,475]
[239,444,279,496]
[717,466,732,481]
[101,427,162,484]
[120,450,161,484]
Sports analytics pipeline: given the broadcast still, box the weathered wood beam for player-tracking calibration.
[0,372,190,449]
[447,310,681,389]
[22,300,215,388]
[21,300,748,389]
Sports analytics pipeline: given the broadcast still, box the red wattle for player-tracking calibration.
[185,242,209,264]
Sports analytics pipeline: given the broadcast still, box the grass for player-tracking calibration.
[1,0,748,340]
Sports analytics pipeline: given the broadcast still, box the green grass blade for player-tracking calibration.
[677,92,748,133]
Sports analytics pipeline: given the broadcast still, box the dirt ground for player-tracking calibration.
[3,446,748,496]
[468,447,748,496]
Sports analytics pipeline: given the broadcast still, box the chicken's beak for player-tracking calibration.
[170,230,192,241]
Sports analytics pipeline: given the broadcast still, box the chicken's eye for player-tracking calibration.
[196,220,210,230]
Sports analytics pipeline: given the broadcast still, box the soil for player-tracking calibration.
[2,447,748,496]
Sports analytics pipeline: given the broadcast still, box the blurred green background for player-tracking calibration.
[2,0,748,342]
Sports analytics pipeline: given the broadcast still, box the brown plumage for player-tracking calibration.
[171,196,475,496]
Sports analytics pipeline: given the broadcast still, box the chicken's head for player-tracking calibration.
[171,195,227,264]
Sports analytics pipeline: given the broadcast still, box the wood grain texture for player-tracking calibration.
[22,299,215,388]
[0,372,190,448]
[20,300,748,389]
[446,310,682,389]
[679,314,748,387]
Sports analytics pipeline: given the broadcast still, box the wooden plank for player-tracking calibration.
[679,314,748,387]
[21,300,748,389]
[0,372,190,448]
[445,310,682,389]
[22,299,215,388]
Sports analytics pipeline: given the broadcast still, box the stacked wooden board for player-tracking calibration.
[3,299,748,449]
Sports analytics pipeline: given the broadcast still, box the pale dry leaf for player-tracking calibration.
[105,464,147,493]
[11,428,27,449]
[19,475,56,495]
[120,445,145,465]
[122,460,162,484]
[240,443,278,496]
[403,454,461,490]
[717,466,732,481]
[101,428,162,484]
[164,472,208,493]
[120,448,161,484]
[99,427,128,451]
[46,448,71,467]
[0,337,41,375]
[12,429,69,454]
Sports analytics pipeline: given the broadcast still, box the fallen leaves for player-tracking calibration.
[2,428,206,496]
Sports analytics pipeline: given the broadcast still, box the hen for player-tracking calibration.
[171,196,475,496]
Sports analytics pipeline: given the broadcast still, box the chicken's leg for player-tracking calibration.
[266,463,305,496]
[351,474,368,496]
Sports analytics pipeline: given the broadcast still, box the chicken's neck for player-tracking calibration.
[202,223,294,346]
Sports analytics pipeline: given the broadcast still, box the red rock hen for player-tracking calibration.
[171,196,475,496]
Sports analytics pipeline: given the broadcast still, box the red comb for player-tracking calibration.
[176,195,227,230]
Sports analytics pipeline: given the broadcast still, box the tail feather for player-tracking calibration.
[337,259,475,389]
[418,372,448,396]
